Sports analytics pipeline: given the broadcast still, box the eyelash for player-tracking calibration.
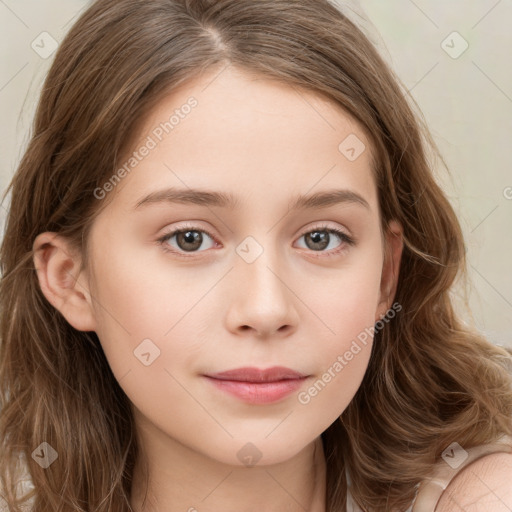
[156,222,355,259]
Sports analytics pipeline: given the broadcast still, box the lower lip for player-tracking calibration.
[204,376,308,404]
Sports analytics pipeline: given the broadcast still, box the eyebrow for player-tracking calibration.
[132,187,370,211]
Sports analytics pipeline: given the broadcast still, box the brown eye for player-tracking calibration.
[303,230,331,251]
[175,230,204,252]
[296,226,354,254]
[158,226,216,254]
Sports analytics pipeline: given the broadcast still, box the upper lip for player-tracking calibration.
[204,366,308,382]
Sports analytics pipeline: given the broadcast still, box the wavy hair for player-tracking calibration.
[1,0,512,510]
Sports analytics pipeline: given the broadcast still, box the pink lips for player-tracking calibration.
[203,366,309,404]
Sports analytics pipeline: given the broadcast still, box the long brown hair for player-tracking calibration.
[1,1,512,510]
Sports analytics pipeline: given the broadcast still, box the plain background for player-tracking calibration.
[0,1,511,347]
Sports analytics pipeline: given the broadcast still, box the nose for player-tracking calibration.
[224,244,300,339]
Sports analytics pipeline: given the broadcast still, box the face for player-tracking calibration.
[65,65,401,466]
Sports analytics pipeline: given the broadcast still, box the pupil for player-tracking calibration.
[178,230,202,251]
[308,231,329,250]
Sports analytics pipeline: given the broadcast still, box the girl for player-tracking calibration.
[1,1,512,511]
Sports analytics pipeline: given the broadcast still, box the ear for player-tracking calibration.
[375,219,403,322]
[32,232,97,332]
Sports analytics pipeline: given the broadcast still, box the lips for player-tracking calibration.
[203,366,310,404]
[204,366,307,382]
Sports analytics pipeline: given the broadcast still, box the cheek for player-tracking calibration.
[86,239,178,377]
[301,291,376,407]
[297,341,372,423]
[87,236,219,403]
[89,229,190,332]
[296,249,383,409]
[305,248,383,338]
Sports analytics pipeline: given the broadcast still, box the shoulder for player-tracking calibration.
[436,451,512,511]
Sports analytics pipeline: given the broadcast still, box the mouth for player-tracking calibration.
[202,366,310,404]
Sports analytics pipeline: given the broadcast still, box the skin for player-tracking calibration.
[32,65,405,511]
[435,453,512,511]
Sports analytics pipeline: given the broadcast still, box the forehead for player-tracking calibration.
[109,65,378,215]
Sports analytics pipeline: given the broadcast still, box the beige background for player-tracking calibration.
[1,1,511,347]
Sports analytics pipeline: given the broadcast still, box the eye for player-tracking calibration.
[157,224,217,255]
[295,224,355,257]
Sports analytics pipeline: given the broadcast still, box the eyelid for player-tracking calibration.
[297,222,351,239]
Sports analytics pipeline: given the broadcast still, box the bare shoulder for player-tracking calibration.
[436,452,512,511]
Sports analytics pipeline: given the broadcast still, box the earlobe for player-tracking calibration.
[376,220,403,320]
[32,232,97,332]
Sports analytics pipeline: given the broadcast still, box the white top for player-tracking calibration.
[346,434,512,511]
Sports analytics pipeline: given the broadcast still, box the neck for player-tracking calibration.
[130,423,326,512]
